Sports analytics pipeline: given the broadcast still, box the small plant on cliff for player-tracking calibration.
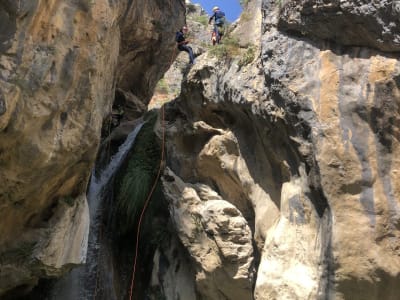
[208,36,241,59]
[113,111,161,236]
[194,15,209,26]
[240,0,249,7]
[155,78,169,94]
[238,44,256,67]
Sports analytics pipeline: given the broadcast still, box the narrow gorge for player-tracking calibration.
[0,0,399,300]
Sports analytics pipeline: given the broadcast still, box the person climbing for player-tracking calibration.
[175,26,195,64]
[208,6,226,44]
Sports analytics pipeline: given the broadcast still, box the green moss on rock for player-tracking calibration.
[113,112,162,236]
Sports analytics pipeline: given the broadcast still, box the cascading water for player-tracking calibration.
[45,122,144,300]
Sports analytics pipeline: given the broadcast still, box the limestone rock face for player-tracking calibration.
[0,194,89,296]
[261,1,400,298]
[232,0,263,47]
[0,0,184,296]
[162,168,255,300]
[277,0,400,52]
[116,0,186,104]
[158,0,400,299]
[149,2,210,108]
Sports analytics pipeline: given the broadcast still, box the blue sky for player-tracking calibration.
[193,0,243,22]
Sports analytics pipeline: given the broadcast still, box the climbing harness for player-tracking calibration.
[211,27,223,45]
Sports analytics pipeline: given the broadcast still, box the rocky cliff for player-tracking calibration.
[0,0,184,297]
[153,0,400,299]
[1,0,399,299]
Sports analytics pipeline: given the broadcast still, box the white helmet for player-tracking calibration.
[213,6,219,11]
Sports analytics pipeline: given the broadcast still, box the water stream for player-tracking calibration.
[46,122,144,300]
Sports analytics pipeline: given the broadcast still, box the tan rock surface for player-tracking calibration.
[1,0,398,298]
[0,0,184,295]
[157,0,400,299]
[261,2,400,297]
[162,168,255,300]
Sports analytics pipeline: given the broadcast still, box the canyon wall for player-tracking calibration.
[1,0,399,298]
[0,0,184,296]
[154,0,400,299]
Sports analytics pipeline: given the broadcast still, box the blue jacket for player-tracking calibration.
[209,10,225,25]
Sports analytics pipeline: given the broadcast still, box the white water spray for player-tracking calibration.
[48,122,144,300]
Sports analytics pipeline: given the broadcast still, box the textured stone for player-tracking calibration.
[255,177,332,300]
[232,0,263,47]
[34,194,89,273]
[260,2,400,297]
[149,1,210,109]
[162,168,255,300]
[157,0,400,299]
[0,194,89,295]
[0,0,184,295]
[276,0,400,52]
[0,91,5,116]
[149,237,197,300]
[1,0,399,298]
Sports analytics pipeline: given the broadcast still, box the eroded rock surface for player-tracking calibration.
[262,1,400,298]
[278,0,400,52]
[162,168,255,300]
[0,0,184,296]
[1,0,399,298]
[157,0,400,299]
[150,0,211,108]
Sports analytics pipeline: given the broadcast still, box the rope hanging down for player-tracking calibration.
[128,104,166,300]
[128,44,176,300]
[92,46,175,300]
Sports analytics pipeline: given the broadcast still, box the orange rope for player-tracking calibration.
[128,105,165,300]
[93,1,184,298]
[128,45,176,300]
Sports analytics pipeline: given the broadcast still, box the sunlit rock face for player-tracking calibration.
[261,0,400,299]
[157,0,400,299]
[277,0,400,52]
[149,1,210,109]
[162,169,255,300]
[0,0,184,296]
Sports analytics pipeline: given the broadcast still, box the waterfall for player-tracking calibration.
[47,122,144,300]
[88,122,144,219]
